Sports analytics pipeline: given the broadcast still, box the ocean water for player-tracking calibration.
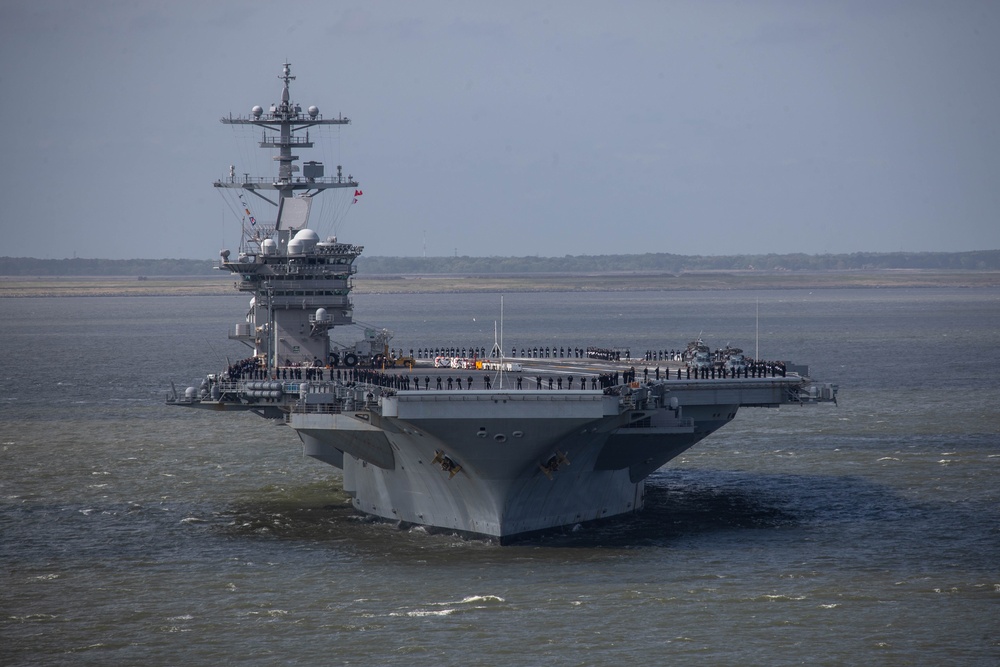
[2,287,998,665]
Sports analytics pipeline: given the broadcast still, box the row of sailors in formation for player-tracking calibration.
[587,347,625,361]
[227,357,331,381]
[340,364,787,387]
[391,346,629,360]
[228,356,787,385]
[341,367,625,391]
[684,362,787,379]
[645,349,685,361]
[226,356,265,380]
[314,367,798,391]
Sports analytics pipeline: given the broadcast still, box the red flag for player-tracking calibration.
[354,189,363,197]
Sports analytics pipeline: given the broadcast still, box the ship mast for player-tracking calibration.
[214,62,358,249]
[216,63,363,374]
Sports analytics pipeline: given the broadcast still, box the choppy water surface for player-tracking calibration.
[2,288,998,665]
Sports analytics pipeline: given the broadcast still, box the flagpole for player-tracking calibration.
[499,295,504,389]
[755,298,759,361]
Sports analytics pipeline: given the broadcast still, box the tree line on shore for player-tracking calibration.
[2,249,998,277]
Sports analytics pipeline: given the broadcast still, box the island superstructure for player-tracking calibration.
[169,63,839,543]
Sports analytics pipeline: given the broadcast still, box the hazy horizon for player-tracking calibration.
[4,249,1000,263]
[3,1,998,260]
[5,248,998,265]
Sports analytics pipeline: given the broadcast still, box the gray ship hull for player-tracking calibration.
[290,385,768,541]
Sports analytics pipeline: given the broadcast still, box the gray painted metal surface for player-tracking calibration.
[168,63,838,542]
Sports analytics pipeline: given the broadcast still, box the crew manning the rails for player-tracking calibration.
[222,349,789,397]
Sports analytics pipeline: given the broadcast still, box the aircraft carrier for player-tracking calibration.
[169,63,838,542]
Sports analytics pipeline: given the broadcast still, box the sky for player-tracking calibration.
[2,0,998,260]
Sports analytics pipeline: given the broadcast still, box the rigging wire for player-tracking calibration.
[219,105,360,243]
[217,188,244,228]
[217,189,244,251]
[313,122,356,240]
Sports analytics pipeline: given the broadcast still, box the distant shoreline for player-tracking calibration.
[2,270,998,297]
